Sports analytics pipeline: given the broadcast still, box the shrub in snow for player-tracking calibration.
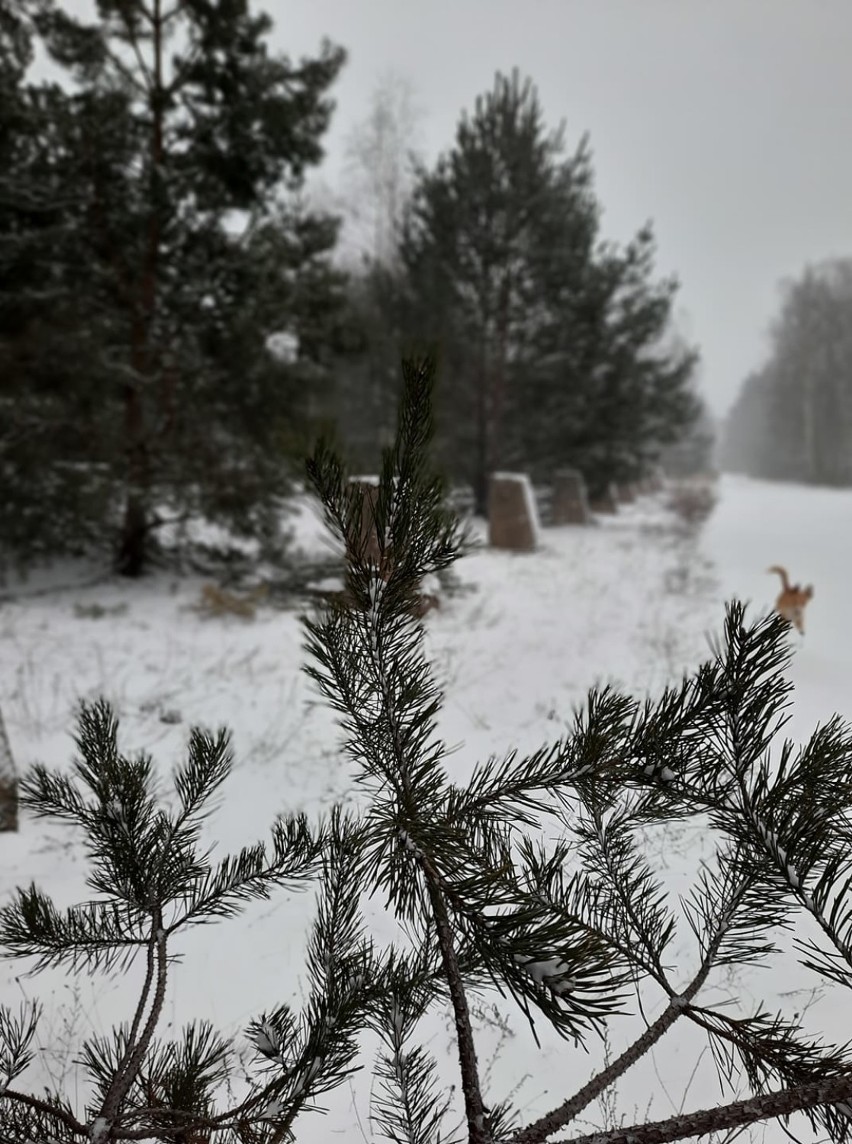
[666,477,718,532]
[3,360,852,1144]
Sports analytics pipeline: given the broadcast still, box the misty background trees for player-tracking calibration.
[1,1,704,577]
[721,260,852,485]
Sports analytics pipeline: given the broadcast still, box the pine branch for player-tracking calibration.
[112,930,158,1108]
[511,996,689,1144]
[102,40,150,95]
[0,888,148,973]
[511,861,750,1143]
[571,796,676,980]
[95,910,169,1135]
[109,1020,231,1140]
[456,688,638,826]
[370,975,456,1144]
[549,1072,852,1144]
[0,1087,87,1138]
[168,815,323,930]
[114,2,154,92]
[421,851,491,1144]
[684,1000,852,1101]
[0,1002,41,1093]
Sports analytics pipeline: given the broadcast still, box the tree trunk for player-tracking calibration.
[491,271,510,472]
[474,359,489,517]
[115,0,165,577]
[116,369,148,576]
[116,480,147,577]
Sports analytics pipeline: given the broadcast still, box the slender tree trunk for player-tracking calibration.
[116,368,148,576]
[801,359,817,483]
[473,354,489,517]
[117,0,165,575]
[116,493,147,577]
[491,272,510,470]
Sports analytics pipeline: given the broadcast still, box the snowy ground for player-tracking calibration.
[0,474,849,1141]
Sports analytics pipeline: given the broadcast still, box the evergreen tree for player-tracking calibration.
[4,361,852,1142]
[722,260,852,486]
[568,231,699,494]
[0,0,346,575]
[398,71,697,512]
[0,4,114,564]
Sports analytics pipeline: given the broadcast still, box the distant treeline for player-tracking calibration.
[722,259,852,486]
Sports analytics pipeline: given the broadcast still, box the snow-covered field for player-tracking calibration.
[0,474,848,1141]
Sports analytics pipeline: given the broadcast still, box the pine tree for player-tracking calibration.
[0,0,346,576]
[555,229,699,496]
[398,71,698,512]
[4,361,852,1143]
[0,5,115,564]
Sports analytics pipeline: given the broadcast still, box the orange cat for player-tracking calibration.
[768,566,813,635]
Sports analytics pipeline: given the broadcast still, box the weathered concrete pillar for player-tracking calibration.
[0,706,18,833]
[488,473,540,551]
[647,466,666,493]
[345,477,439,616]
[589,483,619,515]
[347,477,383,569]
[617,481,638,504]
[550,468,591,525]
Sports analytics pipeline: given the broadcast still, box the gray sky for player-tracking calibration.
[276,0,852,417]
[49,0,852,418]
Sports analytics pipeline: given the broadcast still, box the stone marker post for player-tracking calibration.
[0,706,18,833]
[589,483,620,515]
[488,473,539,551]
[617,481,638,504]
[346,477,383,569]
[550,468,591,525]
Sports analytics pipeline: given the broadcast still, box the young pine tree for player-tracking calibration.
[3,360,852,1143]
[398,72,698,513]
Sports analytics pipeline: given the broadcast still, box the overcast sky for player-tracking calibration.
[51,1,852,418]
[275,0,851,418]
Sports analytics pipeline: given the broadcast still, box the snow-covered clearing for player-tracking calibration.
[0,474,849,1140]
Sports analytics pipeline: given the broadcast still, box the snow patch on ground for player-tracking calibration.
[0,475,849,1141]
